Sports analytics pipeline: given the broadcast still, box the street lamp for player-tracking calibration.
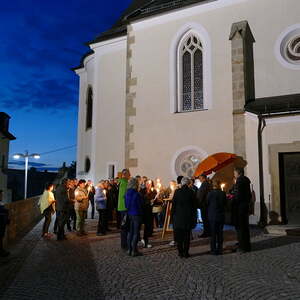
[13,150,41,199]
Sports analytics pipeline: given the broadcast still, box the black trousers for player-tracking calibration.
[57,211,68,240]
[116,211,121,229]
[209,220,224,254]
[174,229,191,256]
[200,206,210,236]
[42,206,53,235]
[236,211,251,252]
[54,214,58,233]
[90,199,95,219]
[67,208,76,230]
[120,211,129,249]
[97,209,108,234]
[143,209,153,246]
[127,215,142,254]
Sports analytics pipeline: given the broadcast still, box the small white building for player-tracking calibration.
[0,112,15,203]
[73,0,300,225]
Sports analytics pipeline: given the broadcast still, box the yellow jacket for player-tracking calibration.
[38,190,55,214]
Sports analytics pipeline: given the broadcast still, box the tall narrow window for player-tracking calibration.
[179,34,203,112]
[86,86,93,130]
[108,164,115,179]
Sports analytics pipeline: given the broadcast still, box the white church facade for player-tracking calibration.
[73,0,300,225]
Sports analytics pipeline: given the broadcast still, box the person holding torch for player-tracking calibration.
[95,180,108,236]
[75,179,89,236]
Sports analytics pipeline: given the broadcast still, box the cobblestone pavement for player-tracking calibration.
[1,218,300,300]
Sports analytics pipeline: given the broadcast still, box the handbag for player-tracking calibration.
[120,213,130,230]
[152,205,162,213]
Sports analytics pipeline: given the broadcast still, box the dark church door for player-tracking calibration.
[279,152,300,224]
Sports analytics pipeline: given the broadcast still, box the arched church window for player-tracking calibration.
[179,33,203,112]
[86,86,93,130]
[85,157,91,173]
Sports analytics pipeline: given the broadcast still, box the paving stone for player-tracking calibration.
[0,218,300,300]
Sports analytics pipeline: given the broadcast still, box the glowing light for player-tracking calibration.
[13,154,21,159]
[33,155,40,159]
[221,183,226,191]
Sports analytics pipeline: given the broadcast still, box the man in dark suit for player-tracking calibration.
[207,181,226,255]
[196,174,211,238]
[233,167,252,253]
[171,177,197,258]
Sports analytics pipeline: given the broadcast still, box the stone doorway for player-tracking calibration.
[279,152,300,224]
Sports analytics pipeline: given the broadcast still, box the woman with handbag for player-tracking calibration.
[38,183,56,238]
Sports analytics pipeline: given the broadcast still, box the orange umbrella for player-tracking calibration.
[194,152,237,177]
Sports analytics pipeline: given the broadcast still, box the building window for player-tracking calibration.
[85,157,91,173]
[174,149,205,178]
[108,164,115,179]
[275,25,300,70]
[86,86,93,130]
[179,34,203,112]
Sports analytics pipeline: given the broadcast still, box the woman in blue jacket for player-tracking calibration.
[125,177,143,257]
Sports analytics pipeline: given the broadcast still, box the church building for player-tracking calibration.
[73,0,300,225]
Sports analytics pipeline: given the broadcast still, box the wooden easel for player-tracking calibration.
[162,199,173,238]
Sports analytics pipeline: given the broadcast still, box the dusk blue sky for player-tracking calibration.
[1,0,132,171]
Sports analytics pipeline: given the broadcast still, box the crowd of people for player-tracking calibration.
[0,166,252,258]
[118,167,252,258]
[38,178,120,240]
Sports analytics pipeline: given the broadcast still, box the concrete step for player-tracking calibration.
[266,225,300,236]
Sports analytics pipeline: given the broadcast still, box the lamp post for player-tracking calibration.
[13,150,41,199]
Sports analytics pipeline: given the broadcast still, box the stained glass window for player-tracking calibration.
[182,51,192,111]
[180,34,204,112]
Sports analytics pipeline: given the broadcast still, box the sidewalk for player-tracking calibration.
[1,217,300,299]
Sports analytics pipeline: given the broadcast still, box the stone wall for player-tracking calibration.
[229,21,255,160]
[3,196,42,246]
[125,25,138,169]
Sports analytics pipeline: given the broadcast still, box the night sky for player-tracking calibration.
[0,0,132,171]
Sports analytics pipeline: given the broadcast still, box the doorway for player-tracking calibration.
[279,152,300,224]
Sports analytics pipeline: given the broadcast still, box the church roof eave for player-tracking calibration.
[71,50,95,72]
[72,0,213,72]
[245,94,300,116]
[86,25,128,46]
[125,0,212,23]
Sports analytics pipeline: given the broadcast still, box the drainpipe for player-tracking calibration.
[257,114,268,227]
